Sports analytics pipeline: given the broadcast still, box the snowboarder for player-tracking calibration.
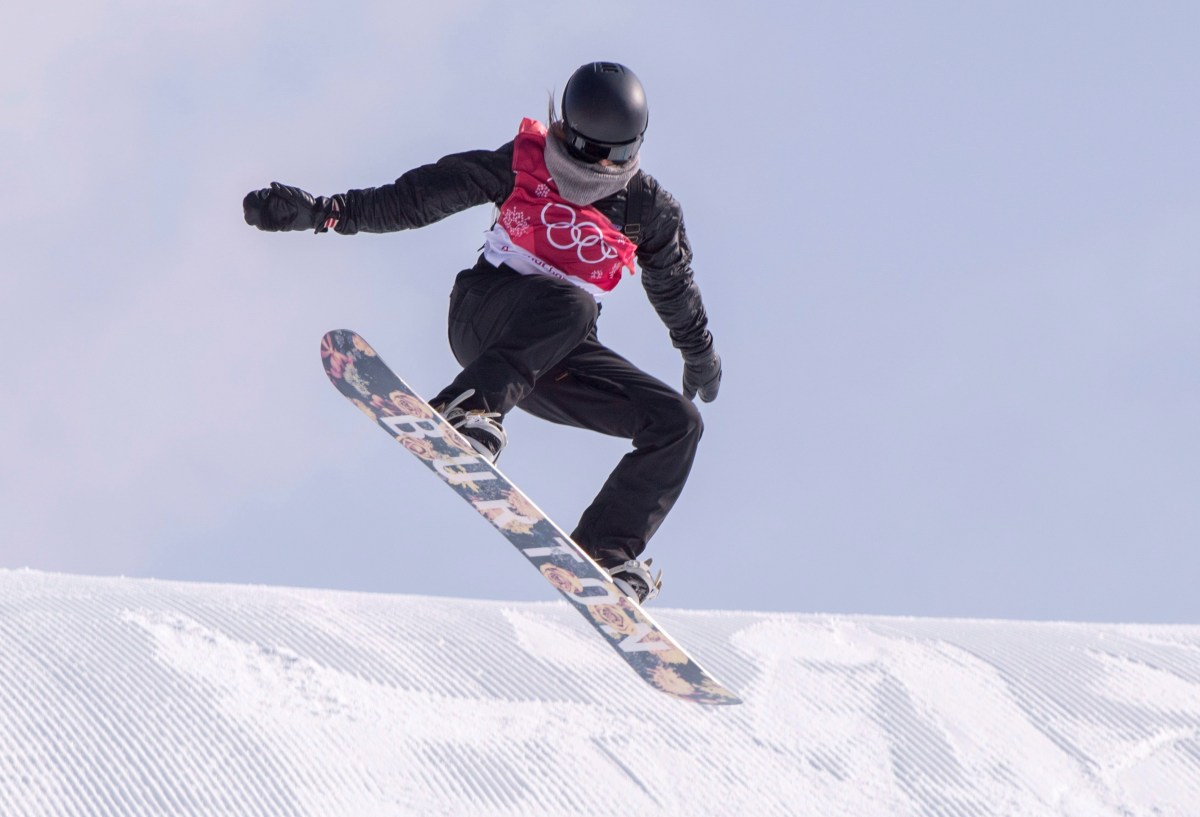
[244,62,721,604]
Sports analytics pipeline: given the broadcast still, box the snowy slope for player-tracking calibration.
[1,570,1198,817]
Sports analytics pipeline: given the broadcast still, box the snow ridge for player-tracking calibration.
[1,570,1198,816]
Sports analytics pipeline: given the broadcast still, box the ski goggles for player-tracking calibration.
[563,126,643,165]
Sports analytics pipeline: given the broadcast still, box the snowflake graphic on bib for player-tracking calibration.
[500,207,531,238]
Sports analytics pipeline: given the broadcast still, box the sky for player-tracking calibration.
[2,1,1198,623]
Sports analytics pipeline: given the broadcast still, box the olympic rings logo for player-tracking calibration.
[541,203,618,265]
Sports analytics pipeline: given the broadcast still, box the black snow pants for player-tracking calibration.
[431,259,703,569]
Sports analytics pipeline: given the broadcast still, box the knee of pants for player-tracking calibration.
[645,392,704,448]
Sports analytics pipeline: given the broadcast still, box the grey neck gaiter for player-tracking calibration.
[543,131,640,206]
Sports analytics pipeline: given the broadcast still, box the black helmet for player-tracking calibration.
[561,62,648,164]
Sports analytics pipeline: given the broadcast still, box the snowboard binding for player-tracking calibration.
[608,559,662,604]
[436,389,507,464]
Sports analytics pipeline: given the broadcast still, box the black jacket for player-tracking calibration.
[332,141,714,360]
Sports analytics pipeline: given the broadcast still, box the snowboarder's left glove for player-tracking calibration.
[683,349,722,403]
[243,182,343,233]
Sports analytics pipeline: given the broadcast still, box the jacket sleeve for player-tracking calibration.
[635,176,715,360]
[333,142,515,235]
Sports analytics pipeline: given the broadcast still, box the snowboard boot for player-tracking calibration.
[436,389,507,464]
[608,558,662,604]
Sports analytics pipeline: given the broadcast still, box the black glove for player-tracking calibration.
[683,350,722,403]
[243,182,340,233]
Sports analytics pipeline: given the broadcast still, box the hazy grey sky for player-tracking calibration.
[3,1,1197,622]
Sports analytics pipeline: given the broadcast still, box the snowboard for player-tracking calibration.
[321,329,742,706]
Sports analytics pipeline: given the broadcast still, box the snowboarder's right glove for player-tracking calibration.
[683,348,722,403]
[243,182,343,233]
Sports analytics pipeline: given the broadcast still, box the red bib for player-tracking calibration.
[482,119,637,297]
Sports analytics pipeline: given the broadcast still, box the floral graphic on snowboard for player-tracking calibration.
[321,329,741,706]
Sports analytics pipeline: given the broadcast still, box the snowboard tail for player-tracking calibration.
[321,329,741,705]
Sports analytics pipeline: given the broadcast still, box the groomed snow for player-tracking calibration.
[1,569,1198,816]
